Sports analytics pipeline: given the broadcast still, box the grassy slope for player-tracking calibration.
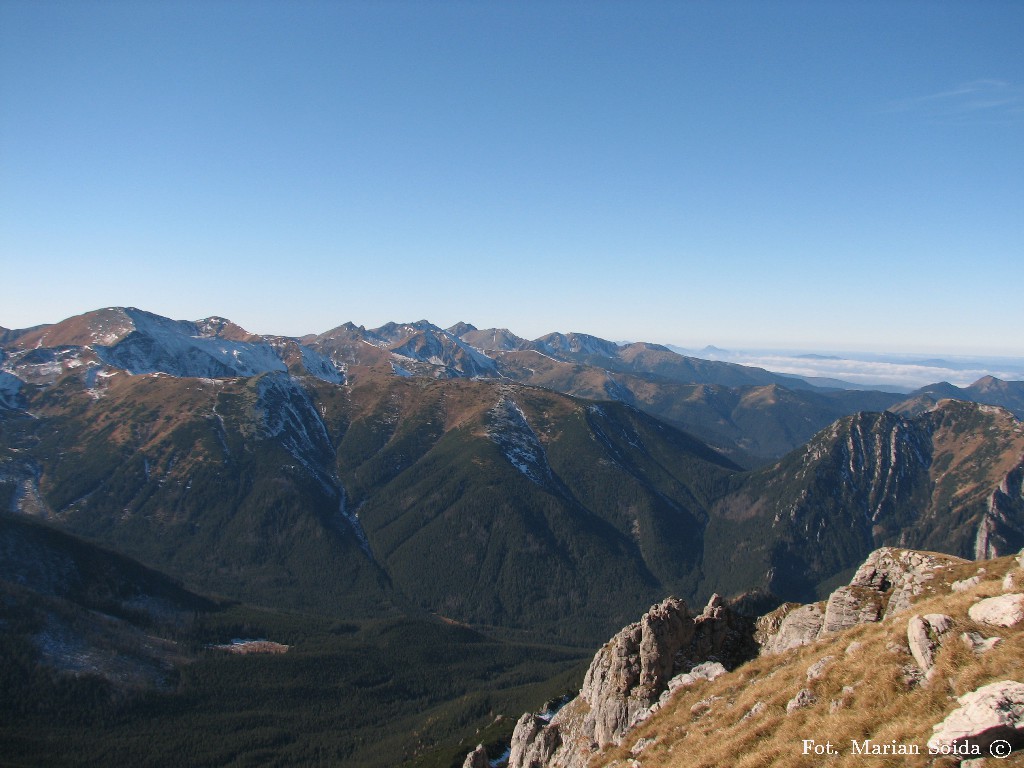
[596,554,1024,768]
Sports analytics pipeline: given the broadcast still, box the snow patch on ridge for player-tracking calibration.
[298,347,346,384]
[488,394,553,486]
[96,309,287,378]
[256,374,332,463]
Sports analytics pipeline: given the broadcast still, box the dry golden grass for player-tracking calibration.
[594,553,1024,768]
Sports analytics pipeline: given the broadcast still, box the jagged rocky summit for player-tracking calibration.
[506,593,755,768]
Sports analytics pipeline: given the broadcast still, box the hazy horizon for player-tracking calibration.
[4,303,1023,391]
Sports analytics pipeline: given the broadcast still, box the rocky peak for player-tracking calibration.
[505,594,756,768]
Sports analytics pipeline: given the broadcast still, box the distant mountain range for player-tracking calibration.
[5,307,1020,464]
[2,307,1023,766]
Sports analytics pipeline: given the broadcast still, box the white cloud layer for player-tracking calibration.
[697,350,1024,391]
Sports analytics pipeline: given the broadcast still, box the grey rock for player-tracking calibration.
[907,613,953,674]
[953,576,982,593]
[786,688,817,713]
[742,701,766,720]
[507,712,563,768]
[806,655,835,682]
[759,548,965,657]
[961,631,1003,654]
[508,593,757,768]
[969,594,1024,627]
[667,661,727,691]
[462,744,490,768]
[630,737,655,756]
[580,597,693,749]
[849,547,963,618]
[822,586,883,634]
[928,680,1024,755]
[760,603,824,654]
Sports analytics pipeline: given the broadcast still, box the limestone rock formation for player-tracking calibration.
[507,713,563,768]
[462,743,490,768]
[758,603,824,654]
[786,688,817,713]
[822,586,883,633]
[928,680,1024,755]
[907,613,953,675]
[580,597,694,749]
[968,594,1024,627]
[759,547,965,655]
[847,547,959,619]
[961,631,1002,654]
[505,594,754,768]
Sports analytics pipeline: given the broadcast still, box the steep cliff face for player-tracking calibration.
[703,401,1024,602]
[976,463,1024,560]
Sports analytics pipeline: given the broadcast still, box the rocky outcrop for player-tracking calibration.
[968,594,1024,627]
[848,547,959,618]
[581,597,694,749]
[928,680,1024,755]
[759,547,965,655]
[821,586,883,633]
[906,613,953,676]
[786,688,817,713]
[757,603,824,654]
[961,631,1002,654]
[504,595,755,768]
[509,712,562,768]
[497,547,1000,768]
[462,744,490,768]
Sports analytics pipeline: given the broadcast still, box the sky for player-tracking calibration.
[1,0,1022,355]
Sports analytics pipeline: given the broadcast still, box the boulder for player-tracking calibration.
[906,614,953,674]
[666,661,727,691]
[786,688,817,713]
[806,655,835,682]
[760,603,824,654]
[968,594,1024,627]
[952,575,982,593]
[928,680,1024,755]
[961,631,1002,654]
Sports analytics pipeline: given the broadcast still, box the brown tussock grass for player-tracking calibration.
[593,553,1024,768]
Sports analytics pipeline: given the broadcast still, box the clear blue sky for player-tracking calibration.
[2,1,1022,353]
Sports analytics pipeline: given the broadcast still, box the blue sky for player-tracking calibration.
[2,0,1022,354]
